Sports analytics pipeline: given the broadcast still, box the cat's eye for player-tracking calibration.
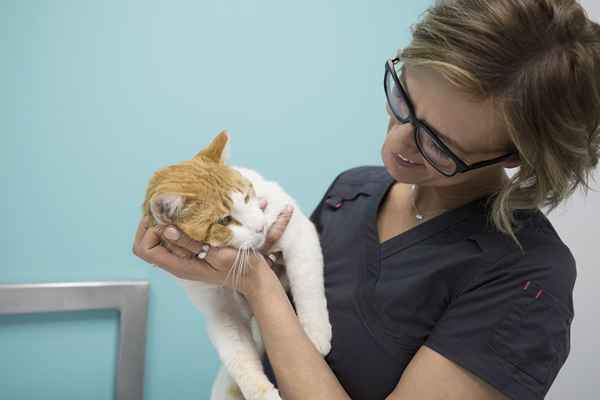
[244,194,250,204]
[217,215,233,225]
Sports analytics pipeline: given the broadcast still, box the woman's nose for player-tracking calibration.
[385,103,393,116]
[390,117,415,137]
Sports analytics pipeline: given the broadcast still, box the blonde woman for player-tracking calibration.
[132,0,599,399]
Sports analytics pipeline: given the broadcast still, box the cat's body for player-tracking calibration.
[142,131,332,400]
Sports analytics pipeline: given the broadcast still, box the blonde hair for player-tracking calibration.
[400,0,600,250]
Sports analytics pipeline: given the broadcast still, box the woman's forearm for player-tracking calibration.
[245,267,351,400]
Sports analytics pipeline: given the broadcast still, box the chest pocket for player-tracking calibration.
[318,183,372,251]
[488,280,573,390]
[325,184,371,205]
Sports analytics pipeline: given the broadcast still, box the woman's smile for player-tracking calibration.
[394,152,423,167]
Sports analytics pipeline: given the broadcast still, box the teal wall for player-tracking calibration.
[1,1,432,398]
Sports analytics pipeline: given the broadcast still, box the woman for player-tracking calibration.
[132,0,600,399]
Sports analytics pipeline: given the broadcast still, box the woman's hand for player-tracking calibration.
[132,201,294,297]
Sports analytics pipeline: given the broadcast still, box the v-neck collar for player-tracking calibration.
[367,171,494,259]
[352,167,499,356]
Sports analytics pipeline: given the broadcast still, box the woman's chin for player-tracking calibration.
[383,153,416,182]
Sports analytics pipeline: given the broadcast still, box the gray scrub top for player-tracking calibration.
[261,165,576,400]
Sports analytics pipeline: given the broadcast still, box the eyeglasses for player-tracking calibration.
[384,57,517,177]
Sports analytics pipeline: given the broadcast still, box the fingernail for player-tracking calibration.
[164,226,180,240]
[285,204,293,213]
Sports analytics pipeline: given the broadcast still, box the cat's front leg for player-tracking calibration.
[283,246,332,356]
[206,310,281,400]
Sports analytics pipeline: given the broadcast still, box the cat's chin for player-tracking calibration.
[231,237,265,250]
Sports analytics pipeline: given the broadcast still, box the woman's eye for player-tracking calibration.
[424,137,448,160]
[218,216,232,225]
[433,141,446,156]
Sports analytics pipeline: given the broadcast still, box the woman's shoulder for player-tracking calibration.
[428,184,577,302]
[321,165,391,200]
[464,208,577,311]
[470,203,574,263]
[333,165,390,184]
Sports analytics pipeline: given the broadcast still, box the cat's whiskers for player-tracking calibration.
[224,246,244,291]
[219,241,260,292]
[239,244,253,290]
[235,248,245,291]
[249,247,260,268]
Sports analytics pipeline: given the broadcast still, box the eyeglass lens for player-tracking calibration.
[416,125,457,175]
[385,62,458,175]
[385,66,410,120]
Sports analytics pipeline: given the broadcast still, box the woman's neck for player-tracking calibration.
[411,167,509,214]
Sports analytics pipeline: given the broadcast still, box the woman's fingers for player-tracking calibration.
[162,226,204,255]
[259,205,294,253]
[160,226,228,273]
[132,216,150,254]
[160,225,239,271]
[146,203,293,283]
[136,223,213,280]
[163,239,195,259]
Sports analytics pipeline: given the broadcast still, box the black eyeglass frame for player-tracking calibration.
[385,57,517,177]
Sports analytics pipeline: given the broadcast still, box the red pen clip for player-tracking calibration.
[521,280,543,299]
[325,195,343,210]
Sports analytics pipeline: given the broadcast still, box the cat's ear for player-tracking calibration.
[149,193,185,225]
[193,129,230,164]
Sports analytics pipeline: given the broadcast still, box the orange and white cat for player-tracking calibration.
[142,130,332,400]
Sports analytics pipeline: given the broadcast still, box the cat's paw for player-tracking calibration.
[243,381,281,400]
[302,321,332,356]
[225,383,245,400]
[261,387,282,400]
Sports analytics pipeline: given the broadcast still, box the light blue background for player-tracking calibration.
[1,0,431,398]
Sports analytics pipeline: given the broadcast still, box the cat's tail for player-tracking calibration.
[210,364,245,400]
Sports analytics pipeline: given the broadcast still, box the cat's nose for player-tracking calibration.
[256,224,265,234]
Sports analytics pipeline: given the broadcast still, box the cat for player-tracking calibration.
[141,130,332,400]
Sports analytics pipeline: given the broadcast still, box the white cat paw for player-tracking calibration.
[260,387,282,400]
[225,383,245,400]
[303,322,332,356]
[243,382,281,400]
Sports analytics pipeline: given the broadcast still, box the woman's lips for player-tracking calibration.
[393,152,424,167]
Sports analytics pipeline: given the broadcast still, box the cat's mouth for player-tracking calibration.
[246,236,266,250]
[234,235,265,251]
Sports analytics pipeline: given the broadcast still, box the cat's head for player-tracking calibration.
[142,130,268,249]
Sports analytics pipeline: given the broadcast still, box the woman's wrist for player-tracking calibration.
[244,255,281,301]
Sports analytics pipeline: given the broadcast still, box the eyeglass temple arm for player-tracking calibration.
[464,151,517,170]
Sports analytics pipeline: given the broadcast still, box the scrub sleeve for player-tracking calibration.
[424,240,576,399]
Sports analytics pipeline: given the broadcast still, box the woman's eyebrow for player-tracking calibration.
[400,65,470,155]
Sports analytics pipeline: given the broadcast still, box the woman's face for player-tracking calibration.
[381,63,518,189]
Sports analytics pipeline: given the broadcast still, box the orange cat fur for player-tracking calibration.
[142,129,254,248]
